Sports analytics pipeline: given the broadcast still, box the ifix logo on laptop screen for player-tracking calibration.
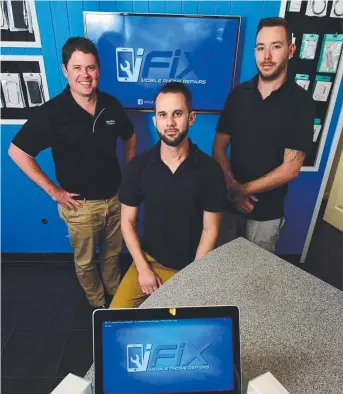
[102,317,234,393]
[126,342,211,372]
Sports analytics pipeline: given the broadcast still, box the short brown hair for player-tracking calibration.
[257,17,292,46]
[62,37,100,68]
[154,82,192,112]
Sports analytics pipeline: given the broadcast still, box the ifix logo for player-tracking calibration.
[126,343,211,373]
[116,48,196,83]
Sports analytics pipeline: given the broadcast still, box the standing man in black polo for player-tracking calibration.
[213,17,314,253]
[110,82,226,308]
[9,37,136,308]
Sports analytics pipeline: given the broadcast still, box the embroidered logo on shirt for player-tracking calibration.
[106,120,116,125]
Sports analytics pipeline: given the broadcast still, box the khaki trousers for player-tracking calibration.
[110,254,178,309]
[59,194,122,307]
[217,211,285,253]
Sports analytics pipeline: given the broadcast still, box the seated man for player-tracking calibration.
[110,82,226,308]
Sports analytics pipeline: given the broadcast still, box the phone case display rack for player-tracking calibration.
[0,0,37,43]
[284,0,343,168]
[1,59,47,121]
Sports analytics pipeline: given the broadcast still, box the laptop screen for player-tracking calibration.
[102,317,234,394]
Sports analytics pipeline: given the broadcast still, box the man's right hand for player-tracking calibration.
[227,181,258,214]
[51,187,82,211]
[138,267,162,295]
[235,195,258,214]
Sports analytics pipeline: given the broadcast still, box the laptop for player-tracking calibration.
[93,306,241,394]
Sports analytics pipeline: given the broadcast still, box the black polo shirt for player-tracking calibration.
[216,75,315,221]
[119,139,226,270]
[12,86,134,199]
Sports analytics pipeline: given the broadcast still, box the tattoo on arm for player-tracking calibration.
[284,149,305,163]
[259,149,305,182]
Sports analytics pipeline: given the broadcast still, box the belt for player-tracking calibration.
[74,194,116,201]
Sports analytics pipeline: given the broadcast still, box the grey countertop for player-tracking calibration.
[85,238,343,393]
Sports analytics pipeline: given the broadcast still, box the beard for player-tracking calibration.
[158,127,189,147]
[257,56,288,81]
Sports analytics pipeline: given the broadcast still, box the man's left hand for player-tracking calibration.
[227,181,241,202]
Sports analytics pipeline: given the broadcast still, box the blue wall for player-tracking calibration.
[1,1,341,255]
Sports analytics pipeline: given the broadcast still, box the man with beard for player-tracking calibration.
[213,17,314,253]
[110,82,226,308]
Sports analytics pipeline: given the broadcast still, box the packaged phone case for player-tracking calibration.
[300,34,319,59]
[23,73,45,107]
[313,75,332,102]
[313,119,322,143]
[0,72,25,108]
[317,34,343,73]
[295,74,310,90]
[0,0,9,30]
[6,0,32,32]
[288,0,302,12]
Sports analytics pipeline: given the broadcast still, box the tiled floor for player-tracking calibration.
[1,255,132,394]
[1,202,342,394]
